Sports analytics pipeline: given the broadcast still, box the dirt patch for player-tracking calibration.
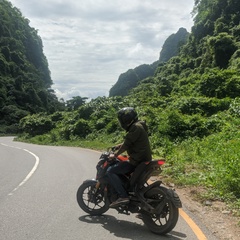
[176,186,240,240]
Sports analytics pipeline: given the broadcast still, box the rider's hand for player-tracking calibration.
[109,153,116,160]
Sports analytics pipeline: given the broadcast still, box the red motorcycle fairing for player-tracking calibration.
[117,155,129,161]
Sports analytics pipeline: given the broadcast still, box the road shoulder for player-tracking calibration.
[176,187,240,240]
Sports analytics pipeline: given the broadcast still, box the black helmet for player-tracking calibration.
[117,107,138,130]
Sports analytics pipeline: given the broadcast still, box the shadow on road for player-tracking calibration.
[79,215,187,240]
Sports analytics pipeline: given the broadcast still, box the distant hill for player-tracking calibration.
[0,0,62,133]
[109,28,189,97]
[159,27,189,62]
[109,62,158,97]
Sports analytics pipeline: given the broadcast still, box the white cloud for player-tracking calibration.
[10,0,194,100]
[127,43,144,57]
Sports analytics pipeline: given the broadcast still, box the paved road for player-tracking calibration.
[0,137,217,240]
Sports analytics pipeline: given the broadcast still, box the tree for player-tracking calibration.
[209,33,237,68]
[66,96,88,111]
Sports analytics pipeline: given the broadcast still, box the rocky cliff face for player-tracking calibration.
[159,27,189,63]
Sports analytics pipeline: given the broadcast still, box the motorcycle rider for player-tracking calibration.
[106,107,152,207]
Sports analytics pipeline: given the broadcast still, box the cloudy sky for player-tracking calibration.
[10,0,194,100]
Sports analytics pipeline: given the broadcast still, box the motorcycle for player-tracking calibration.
[76,148,182,235]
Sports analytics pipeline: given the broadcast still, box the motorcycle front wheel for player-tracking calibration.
[142,186,179,235]
[76,180,109,215]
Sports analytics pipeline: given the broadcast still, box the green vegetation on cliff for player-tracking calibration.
[0,0,62,134]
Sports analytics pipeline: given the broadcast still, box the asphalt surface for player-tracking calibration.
[0,136,217,240]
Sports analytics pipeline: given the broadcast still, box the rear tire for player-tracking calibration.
[76,180,109,215]
[142,186,179,235]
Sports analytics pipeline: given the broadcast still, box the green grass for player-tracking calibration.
[16,133,114,151]
[159,129,240,216]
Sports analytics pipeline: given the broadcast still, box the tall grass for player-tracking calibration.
[161,125,240,215]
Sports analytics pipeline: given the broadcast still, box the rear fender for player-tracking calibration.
[153,188,182,214]
[144,186,182,209]
[134,181,163,212]
[165,188,182,208]
[143,181,163,195]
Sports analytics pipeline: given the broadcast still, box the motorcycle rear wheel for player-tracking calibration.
[76,180,109,215]
[142,186,179,235]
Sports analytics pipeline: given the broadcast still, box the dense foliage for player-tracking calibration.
[0,0,63,134]
[14,0,240,210]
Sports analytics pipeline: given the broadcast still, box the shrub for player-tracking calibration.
[19,113,54,136]
[229,97,240,116]
[72,119,90,138]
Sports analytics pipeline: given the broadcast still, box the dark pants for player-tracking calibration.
[106,161,135,198]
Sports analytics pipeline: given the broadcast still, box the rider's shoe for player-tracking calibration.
[109,197,129,208]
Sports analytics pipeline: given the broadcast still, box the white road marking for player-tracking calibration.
[1,143,40,196]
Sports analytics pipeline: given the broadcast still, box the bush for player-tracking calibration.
[19,113,54,136]
[229,97,240,116]
[174,97,230,116]
[199,69,239,98]
[72,119,90,138]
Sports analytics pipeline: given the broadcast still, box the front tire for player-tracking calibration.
[76,180,109,215]
[142,186,179,235]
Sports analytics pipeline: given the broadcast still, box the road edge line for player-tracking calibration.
[1,144,40,196]
[179,208,207,240]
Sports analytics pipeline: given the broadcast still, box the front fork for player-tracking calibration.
[95,180,110,206]
[95,181,101,189]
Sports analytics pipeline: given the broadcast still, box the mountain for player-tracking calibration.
[0,0,62,133]
[109,28,189,97]
[159,27,190,62]
[109,62,158,97]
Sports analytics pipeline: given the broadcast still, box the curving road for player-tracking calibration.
[0,137,217,240]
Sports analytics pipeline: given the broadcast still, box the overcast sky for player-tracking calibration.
[10,0,194,100]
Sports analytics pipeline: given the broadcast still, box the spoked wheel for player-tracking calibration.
[142,186,179,235]
[76,180,109,215]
